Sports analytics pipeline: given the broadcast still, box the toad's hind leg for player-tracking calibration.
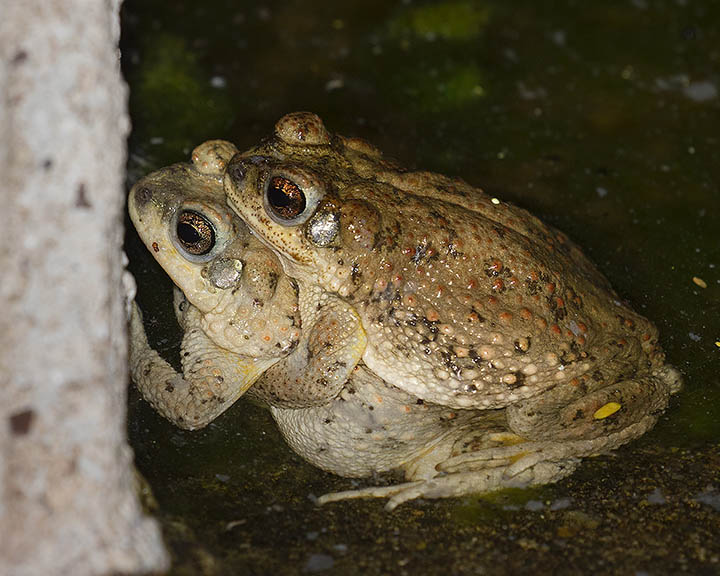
[316,422,581,510]
[317,368,681,510]
[506,366,682,447]
[405,368,681,505]
[439,367,684,488]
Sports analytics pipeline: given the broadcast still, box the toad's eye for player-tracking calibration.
[176,210,215,256]
[263,168,325,226]
[266,176,306,221]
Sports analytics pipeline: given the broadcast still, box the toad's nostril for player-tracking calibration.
[228,161,248,185]
[133,186,153,209]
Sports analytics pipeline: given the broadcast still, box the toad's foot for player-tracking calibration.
[316,460,568,511]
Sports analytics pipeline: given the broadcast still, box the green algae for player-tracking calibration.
[388,1,491,42]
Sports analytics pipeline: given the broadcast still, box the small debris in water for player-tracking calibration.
[688,332,702,342]
[549,497,573,511]
[524,500,545,512]
[304,553,334,573]
[692,276,707,288]
[224,519,246,531]
[491,197,500,205]
[683,81,718,102]
[646,487,666,505]
[694,486,720,511]
[325,78,344,91]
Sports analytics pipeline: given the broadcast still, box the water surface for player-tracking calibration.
[122,1,720,573]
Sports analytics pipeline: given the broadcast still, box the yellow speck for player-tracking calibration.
[715,341,720,348]
[593,402,622,420]
[491,197,501,205]
[488,432,526,446]
[692,276,708,289]
[508,451,530,464]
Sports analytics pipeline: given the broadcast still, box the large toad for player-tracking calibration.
[129,115,682,509]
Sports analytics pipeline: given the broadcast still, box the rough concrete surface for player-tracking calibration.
[0,1,168,574]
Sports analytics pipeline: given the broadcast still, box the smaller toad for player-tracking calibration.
[128,140,303,428]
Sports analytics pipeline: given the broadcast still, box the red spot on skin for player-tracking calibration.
[499,312,513,323]
[555,297,565,308]
[152,242,159,253]
[618,338,628,347]
[536,317,548,330]
[642,333,651,341]
[570,377,580,387]
[519,307,533,321]
[487,258,503,274]
[577,322,588,333]
[545,283,556,294]
[492,279,505,292]
[487,296,498,305]
[508,276,519,288]
[551,324,562,335]
[577,335,586,346]
[624,318,636,329]
[528,271,539,281]
[467,278,478,290]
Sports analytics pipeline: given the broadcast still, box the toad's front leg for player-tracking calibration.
[129,301,275,429]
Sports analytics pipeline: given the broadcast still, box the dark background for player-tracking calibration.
[122,1,720,573]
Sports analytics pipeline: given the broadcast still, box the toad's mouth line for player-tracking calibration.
[236,210,315,269]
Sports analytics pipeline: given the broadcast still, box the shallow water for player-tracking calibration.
[122,1,719,573]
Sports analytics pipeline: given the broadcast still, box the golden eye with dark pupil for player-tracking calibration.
[267,176,306,220]
[176,211,215,255]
